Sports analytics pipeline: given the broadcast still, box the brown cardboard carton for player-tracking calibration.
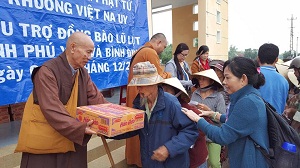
[10,102,25,120]
[76,103,144,137]
[0,105,10,124]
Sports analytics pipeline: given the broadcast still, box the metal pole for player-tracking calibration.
[297,37,299,57]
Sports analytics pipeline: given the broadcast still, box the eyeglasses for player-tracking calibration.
[180,52,188,57]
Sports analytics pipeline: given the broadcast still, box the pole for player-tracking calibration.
[288,15,297,58]
[100,135,116,168]
[297,37,299,57]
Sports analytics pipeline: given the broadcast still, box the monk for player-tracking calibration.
[15,32,108,168]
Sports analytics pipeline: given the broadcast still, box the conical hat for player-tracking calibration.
[275,62,290,79]
[192,69,223,88]
[288,71,299,87]
[160,77,190,101]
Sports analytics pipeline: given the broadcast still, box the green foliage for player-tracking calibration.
[160,44,173,64]
[282,51,292,60]
[229,45,299,62]
[243,48,258,60]
[228,45,238,60]
[193,38,198,48]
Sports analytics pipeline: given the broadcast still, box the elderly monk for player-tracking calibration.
[114,61,198,168]
[125,33,171,167]
[15,32,108,168]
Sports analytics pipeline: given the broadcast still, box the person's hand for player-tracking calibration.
[196,103,211,111]
[151,145,169,162]
[199,110,215,118]
[182,107,201,122]
[85,120,96,135]
[283,108,297,120]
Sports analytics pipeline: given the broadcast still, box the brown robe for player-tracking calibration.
[20,53,108,168]
[125,42,171,167]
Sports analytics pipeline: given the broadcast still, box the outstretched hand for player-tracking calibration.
[196,103,211,111]
[85,120,97,135]
[182,107,202,122]
[198,110,215,118]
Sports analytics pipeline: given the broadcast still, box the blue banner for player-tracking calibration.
[0,0,149,105]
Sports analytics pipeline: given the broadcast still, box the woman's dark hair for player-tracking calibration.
[194,45,209,61]
[223,57,265,89]
[173,43,189,80]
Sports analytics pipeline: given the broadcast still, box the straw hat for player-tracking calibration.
[288,71,299,87]
[192,69,223,88]
[160,77,190,101]
[128,61,164,86]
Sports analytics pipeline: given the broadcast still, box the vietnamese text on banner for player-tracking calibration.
[0,0,149,105]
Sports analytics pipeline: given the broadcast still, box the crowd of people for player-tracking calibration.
[14,32,300,168]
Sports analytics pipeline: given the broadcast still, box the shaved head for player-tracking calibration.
[149,33,168,55]
[66,32,93,48]
[65,32,94,69]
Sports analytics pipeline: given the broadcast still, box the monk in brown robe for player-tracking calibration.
[15,32,108,168]
[125,33,171,167]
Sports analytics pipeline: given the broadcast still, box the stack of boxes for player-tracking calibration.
[0,102,26,125]
[0,105,10,124]
[10,102,26,121]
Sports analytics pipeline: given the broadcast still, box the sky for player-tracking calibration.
[152,0,300,53]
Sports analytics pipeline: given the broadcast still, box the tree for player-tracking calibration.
[160,44,173,64]
[243,48,258,60]
[228,45,238,59]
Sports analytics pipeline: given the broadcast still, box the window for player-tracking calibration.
[217,11,221,24]
[217,31,221,43]
[193,21,198,31]
[217,0,221,4]
[193,4,198,14]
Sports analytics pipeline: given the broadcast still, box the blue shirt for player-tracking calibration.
[258,66,289,114]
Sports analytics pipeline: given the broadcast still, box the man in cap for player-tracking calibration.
[257,43,289,114]
[125,33,171,167]
[115,61,198,168]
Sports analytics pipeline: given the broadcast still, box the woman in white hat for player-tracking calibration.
[160,78,210,168]
[190,69,226,168]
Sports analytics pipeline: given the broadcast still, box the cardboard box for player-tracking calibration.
[10,102,26,121]
[0,105,10,124]
[10,102,26,114]
[76,103,144,137]
[0,114,10,124]
[0,105,9,114]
